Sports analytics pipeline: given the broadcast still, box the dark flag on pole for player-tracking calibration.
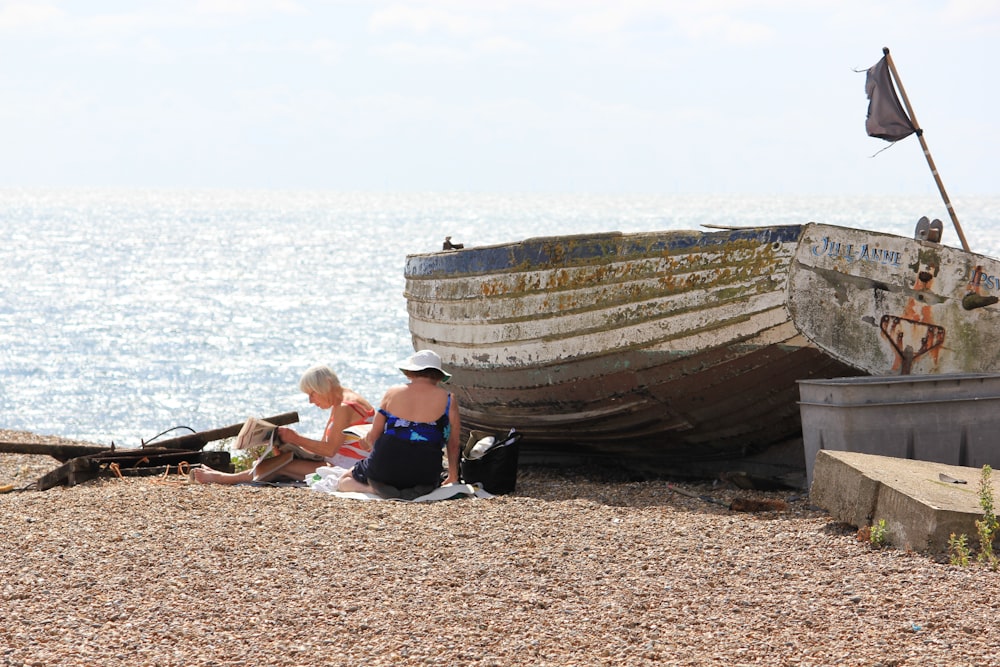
[865,55,917,142]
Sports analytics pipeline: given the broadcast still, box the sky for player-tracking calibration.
[0,0,998,196]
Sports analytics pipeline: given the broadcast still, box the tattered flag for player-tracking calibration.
[865,55,917,142]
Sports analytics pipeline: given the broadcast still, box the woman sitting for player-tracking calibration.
[337,350,460,499]
[193,365,374,485]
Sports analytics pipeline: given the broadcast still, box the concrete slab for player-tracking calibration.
[810,450,1000,557]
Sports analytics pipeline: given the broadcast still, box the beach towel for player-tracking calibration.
[305,465,493,502]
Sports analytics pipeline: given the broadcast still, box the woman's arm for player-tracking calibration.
[276,427,330,458]
[277,402,356,459]
[360,410,387,450]
[443,394,461,485]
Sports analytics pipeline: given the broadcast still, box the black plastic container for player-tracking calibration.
[461,429,520,495]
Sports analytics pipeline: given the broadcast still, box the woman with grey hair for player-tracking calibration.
[192,365,374,485]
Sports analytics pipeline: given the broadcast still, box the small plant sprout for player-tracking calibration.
[975,465,999,570]
[948,533,970,567]
[869,519,888,548]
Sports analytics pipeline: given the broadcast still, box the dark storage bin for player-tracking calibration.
[461,429,520,495]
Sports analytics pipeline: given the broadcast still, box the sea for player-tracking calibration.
[2,188,999,447]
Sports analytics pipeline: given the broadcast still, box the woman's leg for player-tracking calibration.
[192,458,320,485]
[336,467,376,494]
[275,458,323,481]
[191,466,253,485]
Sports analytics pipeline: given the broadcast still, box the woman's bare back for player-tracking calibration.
[381,381,450,423]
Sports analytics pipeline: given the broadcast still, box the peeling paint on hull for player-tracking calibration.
[405,226,859,477]
[788,223,1000,375]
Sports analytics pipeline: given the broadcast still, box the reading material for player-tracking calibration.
[235,417,375,483]
[236,416,324,462]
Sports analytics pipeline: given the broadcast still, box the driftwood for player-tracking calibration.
[132,411,300,451]
[0,441,113,463]
[0,412,299,462]
[12,412,300,491]
[34,449,234,491]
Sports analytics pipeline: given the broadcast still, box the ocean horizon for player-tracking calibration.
[2,188,999,446]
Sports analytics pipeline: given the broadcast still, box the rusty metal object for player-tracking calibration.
[962,292,999,310]
[879,315,946,375]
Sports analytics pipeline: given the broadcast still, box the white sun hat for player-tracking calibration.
[397,349,452,382]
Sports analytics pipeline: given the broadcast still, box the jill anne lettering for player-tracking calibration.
[810,237,902,266]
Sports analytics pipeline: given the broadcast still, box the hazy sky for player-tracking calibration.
[1,1,997,195]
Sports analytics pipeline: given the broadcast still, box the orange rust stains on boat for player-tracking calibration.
[479,272,542,297]
[899,298,943,373]
[889,245,947,373]
[901,298,933,324]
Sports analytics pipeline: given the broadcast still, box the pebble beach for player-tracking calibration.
[2,429,1000,667]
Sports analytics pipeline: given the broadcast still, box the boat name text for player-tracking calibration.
[810,237,903,266]
[970,267,1000,291]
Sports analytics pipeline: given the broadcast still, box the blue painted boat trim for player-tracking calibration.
[405,225,803,278]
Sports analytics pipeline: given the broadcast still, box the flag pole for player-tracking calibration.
[882,47,971,253]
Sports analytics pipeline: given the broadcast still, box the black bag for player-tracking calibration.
[460,429,521,495]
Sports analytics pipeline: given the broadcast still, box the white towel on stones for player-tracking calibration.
[305,466,492,501]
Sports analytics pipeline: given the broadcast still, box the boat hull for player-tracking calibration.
[787,223,1000,375]
[405,225,859,478]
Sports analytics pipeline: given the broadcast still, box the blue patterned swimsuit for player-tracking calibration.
[351,395,451,492]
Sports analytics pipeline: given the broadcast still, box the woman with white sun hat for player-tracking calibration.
[337,349,462,499]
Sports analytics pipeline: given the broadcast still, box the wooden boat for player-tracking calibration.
[404,226,859,481]
[787,221,1000,375]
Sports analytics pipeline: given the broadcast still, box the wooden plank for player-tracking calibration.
[22,411,297,490]
[37,458,99,491]
[35,450,233,490]
[0,411,299,460]
[99,451,232,478]
[136,411,300,451]
[0,442,110,462]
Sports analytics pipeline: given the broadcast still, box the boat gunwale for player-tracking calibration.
[404,224,804,278]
